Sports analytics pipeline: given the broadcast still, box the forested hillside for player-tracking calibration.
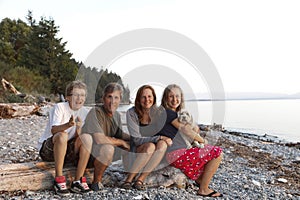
[0,11,129,103]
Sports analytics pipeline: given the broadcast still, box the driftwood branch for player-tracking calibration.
[1,78,22,95]
[0,162,91,191]
[0,160,187,192]
[1,78,35,100]
[0,103,38,119]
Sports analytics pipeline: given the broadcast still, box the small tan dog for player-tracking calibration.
[177,110,204,148]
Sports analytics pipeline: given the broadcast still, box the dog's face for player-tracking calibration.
[178,110,193,124]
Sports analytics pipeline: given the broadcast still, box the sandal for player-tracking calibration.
[133,180,146,190]
[197,190,223,198]
[193,180,201,187]
[120,181,132,189]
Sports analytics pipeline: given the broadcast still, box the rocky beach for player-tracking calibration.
[0,115,299,200]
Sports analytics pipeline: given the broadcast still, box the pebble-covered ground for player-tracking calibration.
[0,115,299,200]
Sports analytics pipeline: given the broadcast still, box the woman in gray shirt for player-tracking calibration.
[121,85,172,190]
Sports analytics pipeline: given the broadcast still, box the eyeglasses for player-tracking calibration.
[70,93,86,98]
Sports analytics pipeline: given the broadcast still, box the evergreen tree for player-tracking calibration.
[0,18,30,65]
[0,12,130,103]
[77,65,130,104]
[18,11,78,94]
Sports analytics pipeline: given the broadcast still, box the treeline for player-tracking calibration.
[0,11,130,103]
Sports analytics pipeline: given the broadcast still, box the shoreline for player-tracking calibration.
[199,122,300,145]
[223,128,300,146]
[0,115,299,199]
[186,97,300,101]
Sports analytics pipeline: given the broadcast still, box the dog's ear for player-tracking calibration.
[179,111,183,115]
[180,109,187,114]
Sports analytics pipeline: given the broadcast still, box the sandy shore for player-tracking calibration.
[0,115,299,200]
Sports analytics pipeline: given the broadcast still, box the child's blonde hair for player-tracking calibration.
[161,84,184,112]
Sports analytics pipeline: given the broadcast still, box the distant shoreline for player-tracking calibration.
[222,128,300,145]
[186,97,300,101]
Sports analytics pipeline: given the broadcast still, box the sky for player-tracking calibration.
[1,0,300,97]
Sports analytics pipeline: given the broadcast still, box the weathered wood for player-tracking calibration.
[0,162,90,191]
[0,103,39,119]
[1,78,36,99]
[1,78,22,95]
[0,160,187,192]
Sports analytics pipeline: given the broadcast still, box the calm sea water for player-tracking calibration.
[118,99,300,142]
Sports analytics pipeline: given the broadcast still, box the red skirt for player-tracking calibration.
[166,145,222,180]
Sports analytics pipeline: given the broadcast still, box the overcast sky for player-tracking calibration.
[1,0,300,96]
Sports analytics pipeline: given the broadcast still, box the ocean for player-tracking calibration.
[118,99,300,143]
[186,99,300,143]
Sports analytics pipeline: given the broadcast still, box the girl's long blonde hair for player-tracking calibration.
[161,84,184,112]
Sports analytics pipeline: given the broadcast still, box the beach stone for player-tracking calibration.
[252,179,261,187]
[277,178,288,183]
[243,184,249,189]
[293,156,300,164]
[132,195,143,199]
[267,179,275,184]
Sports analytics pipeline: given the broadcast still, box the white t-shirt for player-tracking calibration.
[37,102,91,151]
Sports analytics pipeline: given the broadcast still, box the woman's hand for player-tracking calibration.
[180,124,205,143]
[160,136,173,146]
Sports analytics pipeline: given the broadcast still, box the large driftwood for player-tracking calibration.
[0,162,82,191]
[0,103,38,119]
[0,160,187,192]
[0,103,53,119]
[1,78,35,100]
[1,78,22,95]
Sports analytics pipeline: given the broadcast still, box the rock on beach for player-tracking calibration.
[0,115,300,200]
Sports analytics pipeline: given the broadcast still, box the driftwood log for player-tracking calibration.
[1,78,35,100]
[0,160,187,192]
[0,103,39,119]
[0,162,82,191]
[0,103,37,119]
[1,78,22,96]
[0,103,53,119]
